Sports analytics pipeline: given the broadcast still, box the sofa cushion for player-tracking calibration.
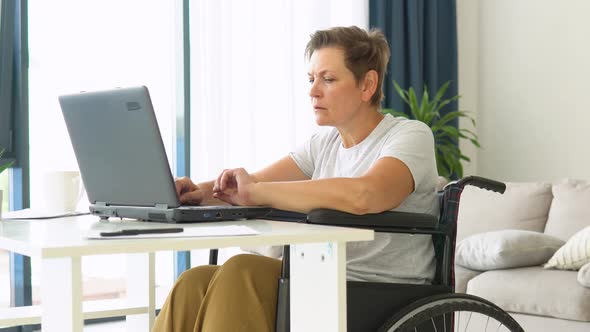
[545,226,590,270]
[454,264,481,293]
[579,263,590,288]
[456,230,564,271]
[467,267,590,321]
[544,180,590,241]
[457,182,553,241]
[578,263,590,287]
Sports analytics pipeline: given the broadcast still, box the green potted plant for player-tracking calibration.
[0,147,14,219]
[382,81,480,180]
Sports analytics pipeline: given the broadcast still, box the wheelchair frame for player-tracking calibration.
[210,176,524,332]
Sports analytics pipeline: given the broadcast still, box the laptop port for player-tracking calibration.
[215,212,222,218]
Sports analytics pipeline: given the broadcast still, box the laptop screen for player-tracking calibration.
[59,86,181,208]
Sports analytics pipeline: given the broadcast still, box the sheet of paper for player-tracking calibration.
[87,225,259,239]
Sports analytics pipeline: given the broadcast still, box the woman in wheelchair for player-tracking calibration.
[153,26,522,332]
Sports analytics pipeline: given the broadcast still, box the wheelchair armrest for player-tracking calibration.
[456,175,506,193]
[306,208,439,233]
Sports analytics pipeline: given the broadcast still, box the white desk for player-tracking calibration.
[0,215,373,332]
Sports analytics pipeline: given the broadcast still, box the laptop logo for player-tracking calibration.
[126,101,141,111]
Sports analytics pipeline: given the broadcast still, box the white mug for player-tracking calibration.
[40,171,85,213]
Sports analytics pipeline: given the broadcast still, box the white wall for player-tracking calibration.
[457,0,480,177]
[457,0,590,182]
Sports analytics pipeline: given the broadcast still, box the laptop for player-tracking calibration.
[58,86,271,223]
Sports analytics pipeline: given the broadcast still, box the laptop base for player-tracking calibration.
[90,205,271,223]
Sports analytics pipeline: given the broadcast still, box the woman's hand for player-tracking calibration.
[175,177,205,205]
[212,168,258,206]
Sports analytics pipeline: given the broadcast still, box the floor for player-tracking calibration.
[0,249,158,332]
[0,250,9,308]
[1,248,242,331]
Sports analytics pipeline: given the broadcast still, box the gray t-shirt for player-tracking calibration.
[290,114,438,284]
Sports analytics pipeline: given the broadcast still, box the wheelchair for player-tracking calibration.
[211,176,525,332]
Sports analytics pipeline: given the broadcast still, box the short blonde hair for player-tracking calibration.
[305,26,390,106]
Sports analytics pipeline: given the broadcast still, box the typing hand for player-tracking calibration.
[175,177,205,205]
[212,168,256,206]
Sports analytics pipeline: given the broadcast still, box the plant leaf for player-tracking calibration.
[393,81,410,105]
[432,81,451,105]
[419,86,431,123]
[432,111,470,130]
[437,143,462,178]
[460,128,478,137]
[391,80,479,179]
[439,127,460,141]
[435,147,451,179]
[460,154,471,162]
[0,148,14,175]
[407,87,421,120]
[434,95,460,114]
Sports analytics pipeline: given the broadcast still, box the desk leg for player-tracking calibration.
[40,256,83,332]
[126,253,155,331]
[290,242,346,332]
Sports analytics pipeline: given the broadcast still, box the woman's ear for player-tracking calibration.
[360,70,378,103]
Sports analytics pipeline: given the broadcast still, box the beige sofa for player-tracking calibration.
[454,180,590,332]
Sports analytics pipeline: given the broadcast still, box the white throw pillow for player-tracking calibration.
[545,226,590,270]
[457,182,553,242]
[456,230,564,271]
[544,179,590,241]
[578,262,590,288]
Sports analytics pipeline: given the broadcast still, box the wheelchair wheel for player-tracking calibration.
[378,293,524,332]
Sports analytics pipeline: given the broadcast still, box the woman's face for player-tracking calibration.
[307,47,365,127]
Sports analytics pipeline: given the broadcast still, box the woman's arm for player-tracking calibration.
[214,156,414,214]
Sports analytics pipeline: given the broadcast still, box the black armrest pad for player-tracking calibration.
[307,209,439,229]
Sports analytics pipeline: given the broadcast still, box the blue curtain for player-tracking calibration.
[0,0,16,154]
[1,3,33,332]
[369,0,458,127]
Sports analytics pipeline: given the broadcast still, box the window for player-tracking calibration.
[187,0,368,266]
[0,174,8,310]
[28,1,179,205]
[0,171,8,214]
[188,0,368,179]
[26,0,181,304]
[1,0,370,313]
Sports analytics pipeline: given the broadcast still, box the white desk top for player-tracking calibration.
[0,215,373,258]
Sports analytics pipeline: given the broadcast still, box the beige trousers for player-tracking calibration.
[152,254,282,332]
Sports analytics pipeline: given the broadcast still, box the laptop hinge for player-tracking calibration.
[155,203,169,210]
[95,202,108,207]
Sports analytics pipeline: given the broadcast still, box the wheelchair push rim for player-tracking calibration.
[378,293,524,332]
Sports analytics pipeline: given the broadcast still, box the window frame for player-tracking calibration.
[1,1,32,332]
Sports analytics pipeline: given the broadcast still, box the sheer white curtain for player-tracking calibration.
[189,0,368,180]
[27,0,180,302]
[28,0,179,205]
